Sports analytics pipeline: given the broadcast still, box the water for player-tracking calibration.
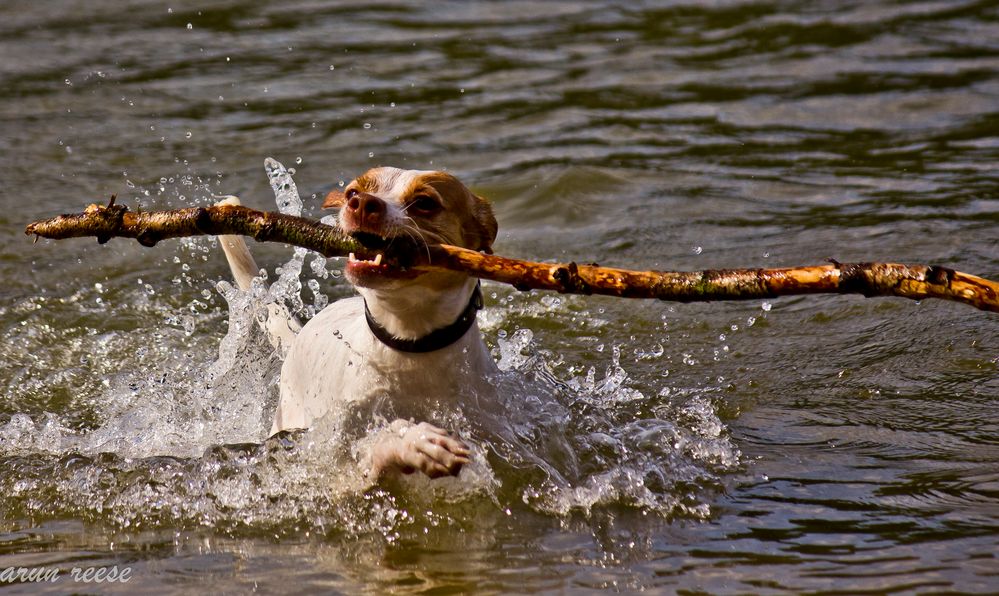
[2,1,997,592]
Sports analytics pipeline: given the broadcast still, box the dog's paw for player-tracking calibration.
[384,421,471,479]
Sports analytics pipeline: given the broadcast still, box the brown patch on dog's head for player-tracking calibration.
[469,193,498,254]
[407,172,497,254]
[322,189,346,209]
[325,168,497,254]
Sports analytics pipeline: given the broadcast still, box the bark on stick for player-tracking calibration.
[425,245,999,312]
[25,197,364,256]
[26,201,999,313]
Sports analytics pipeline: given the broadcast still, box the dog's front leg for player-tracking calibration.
[369,420,470,479]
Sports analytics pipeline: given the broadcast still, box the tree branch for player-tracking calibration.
[426,245,999,312]
[25,196,364,256]
[26,200,999,313]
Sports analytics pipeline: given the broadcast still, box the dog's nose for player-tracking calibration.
[346,192,386,227]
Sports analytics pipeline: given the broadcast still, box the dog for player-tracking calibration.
[218,167,499,481]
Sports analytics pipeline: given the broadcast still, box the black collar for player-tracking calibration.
[364,282,483,353]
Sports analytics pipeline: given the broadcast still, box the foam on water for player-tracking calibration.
[0,160,740,536]
[483,328,740,518]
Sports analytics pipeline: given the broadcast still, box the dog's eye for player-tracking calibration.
[345,188,359,200]
[408,194,441,215]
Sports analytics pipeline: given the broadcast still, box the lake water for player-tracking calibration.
[2,1,998,593]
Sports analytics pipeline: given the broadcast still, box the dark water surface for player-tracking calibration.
[2,1,998,593]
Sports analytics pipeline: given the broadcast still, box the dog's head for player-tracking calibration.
[323,167,497,290]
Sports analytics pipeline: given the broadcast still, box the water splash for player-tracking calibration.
[265,157,303,217]
[485,328,740,519]
[0,159,739,536]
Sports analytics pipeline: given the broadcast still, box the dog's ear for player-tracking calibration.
[470,194,498,254]
[322,188,346,209]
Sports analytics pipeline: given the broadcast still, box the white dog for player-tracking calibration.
[218,167,498,480]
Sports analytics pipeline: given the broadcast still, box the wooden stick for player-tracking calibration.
[26,201,999,313]
[424,245,999,312]
[25,196,365,256]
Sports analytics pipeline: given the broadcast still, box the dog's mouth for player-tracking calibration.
[345,231,423,280]
[351,232,390,252]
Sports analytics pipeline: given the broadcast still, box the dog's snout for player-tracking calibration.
[346,192,386,227]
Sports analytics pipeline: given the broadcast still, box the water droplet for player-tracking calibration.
[363,123,371,129]
[295,156,303,164]
[368,152,374,158]
[692,246,703,255]
[185,131,192,139]
[64,79,72,86]
[389,102,396,108]
[329,65,335,71]
[459,88,465,94]
[761,301,772,312]
[186,23,193,30]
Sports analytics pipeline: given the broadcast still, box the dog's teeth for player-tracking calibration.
[374,253,383,265]
[348,252,356,262]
